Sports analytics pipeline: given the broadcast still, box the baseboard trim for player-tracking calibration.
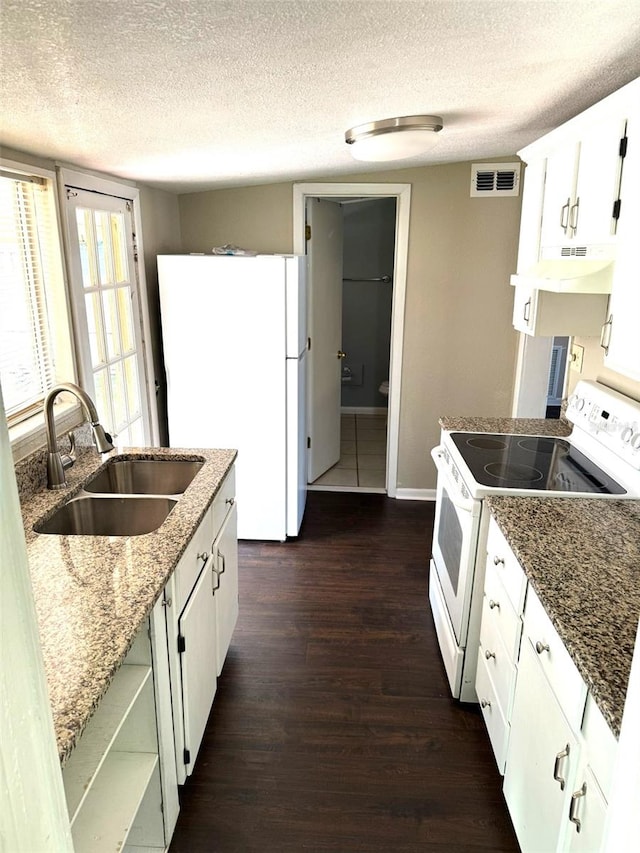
[395,488,436,502]
[308,484,386,495]
[341,406,388,415]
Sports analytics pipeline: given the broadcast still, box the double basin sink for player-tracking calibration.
[35,457,204,537]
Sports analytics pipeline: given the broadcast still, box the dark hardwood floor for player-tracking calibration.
[169,491,519,852]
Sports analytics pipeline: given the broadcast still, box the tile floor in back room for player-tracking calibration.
[309,412,387,491]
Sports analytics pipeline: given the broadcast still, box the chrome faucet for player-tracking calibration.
[45,382,114,489]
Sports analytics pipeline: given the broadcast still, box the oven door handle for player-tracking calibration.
[431,447,479,515]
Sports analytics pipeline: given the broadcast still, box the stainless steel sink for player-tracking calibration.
[84,458,204,495]
[34,496,178,536]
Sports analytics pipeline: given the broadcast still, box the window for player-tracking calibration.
[0,168,70,423]
[64,188,151,446]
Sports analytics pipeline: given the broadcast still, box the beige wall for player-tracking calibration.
[179,182,293,254]
[178,161,522,490]
[569,335,640,402]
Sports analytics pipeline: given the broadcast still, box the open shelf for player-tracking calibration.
[63,664,152,821]
[70,751,158,852]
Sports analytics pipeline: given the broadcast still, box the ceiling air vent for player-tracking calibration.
[470,163,521,197]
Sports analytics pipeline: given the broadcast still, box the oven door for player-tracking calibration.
[430,446,481,647]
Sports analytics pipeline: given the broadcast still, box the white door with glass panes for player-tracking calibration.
[64,189,151,446]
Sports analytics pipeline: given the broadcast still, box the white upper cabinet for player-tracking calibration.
[601,110,640,379]
[512,78,639,352]
[540,121,626,251]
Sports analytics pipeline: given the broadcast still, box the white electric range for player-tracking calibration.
[429,380,640,702]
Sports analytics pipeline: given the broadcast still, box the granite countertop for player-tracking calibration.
[20,444,237,764]
[486,496,640,738]
[439,416,572,436]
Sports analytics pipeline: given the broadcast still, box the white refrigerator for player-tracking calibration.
[157,254,307,540]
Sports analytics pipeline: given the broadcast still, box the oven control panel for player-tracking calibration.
[567,381,640,469]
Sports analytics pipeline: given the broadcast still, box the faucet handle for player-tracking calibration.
[60,431,77,470]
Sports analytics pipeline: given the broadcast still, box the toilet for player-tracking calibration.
[378,380,389,397]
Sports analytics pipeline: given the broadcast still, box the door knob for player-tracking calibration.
[337,350,346,359]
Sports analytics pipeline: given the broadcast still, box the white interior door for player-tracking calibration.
[306,197,343,483]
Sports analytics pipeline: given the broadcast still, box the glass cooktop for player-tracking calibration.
[450,433,625,494]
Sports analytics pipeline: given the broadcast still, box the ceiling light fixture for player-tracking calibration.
[345,115,443,162]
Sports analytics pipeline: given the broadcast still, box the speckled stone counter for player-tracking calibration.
[20,445,237,764]
[486,496,640,738]
[439,416,572,436]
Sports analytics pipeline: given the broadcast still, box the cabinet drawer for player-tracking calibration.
[211,467,236,541]
[476,650,510,774]
[483,560,523,660]
[175,507,213,614]
[480,614,518,720]
[524,586,587,730]
[486,519,527,613]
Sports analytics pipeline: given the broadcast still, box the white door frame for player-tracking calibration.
[293,182,411,498]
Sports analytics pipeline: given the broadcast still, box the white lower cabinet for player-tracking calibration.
[212,496,239,676]
[477,518,618,853]
[61,600,177,852]
[164,466,238,783]
[475,518,525,774]
[564,764,607,853]
[504,636,582,853]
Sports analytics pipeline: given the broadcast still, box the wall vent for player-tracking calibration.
[470,163,521,197]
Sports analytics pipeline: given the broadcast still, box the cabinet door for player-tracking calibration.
[504,638,580,853]
[178,559,218,776]
[572,121,626,244]
[540,144,578,248]
[512,285,536,334]
[603,115,640,379]
[565,766,608,853]
[213,502,239,676]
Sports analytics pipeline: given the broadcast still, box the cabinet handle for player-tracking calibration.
[553,744,570,791]
[493,555,505,567]
[488,599,500,611]
[560,197,571,233]
[212,566,220,592]
[569,198,580,235]
[535,640,550,655]
[523,299,531,323]
[480,699,491,709]
[485,649,496,660]
[600,314,613,355]
[569,782,587,833]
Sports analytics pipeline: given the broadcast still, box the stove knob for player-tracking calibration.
[631,433,640,451]
[621,426,634,444]
[575,397,585,412]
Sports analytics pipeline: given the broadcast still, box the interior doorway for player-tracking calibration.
[312,197,396,492]
[293,182,411,498]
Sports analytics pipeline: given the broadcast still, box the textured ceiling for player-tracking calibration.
[1,1,639,193]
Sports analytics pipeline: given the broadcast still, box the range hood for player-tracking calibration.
[510,258,614,294]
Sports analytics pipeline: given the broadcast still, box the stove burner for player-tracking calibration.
[466,436,508,450]
[517,437,570,455]
[484,462,544,484]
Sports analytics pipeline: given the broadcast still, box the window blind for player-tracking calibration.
[0,173,57,421]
